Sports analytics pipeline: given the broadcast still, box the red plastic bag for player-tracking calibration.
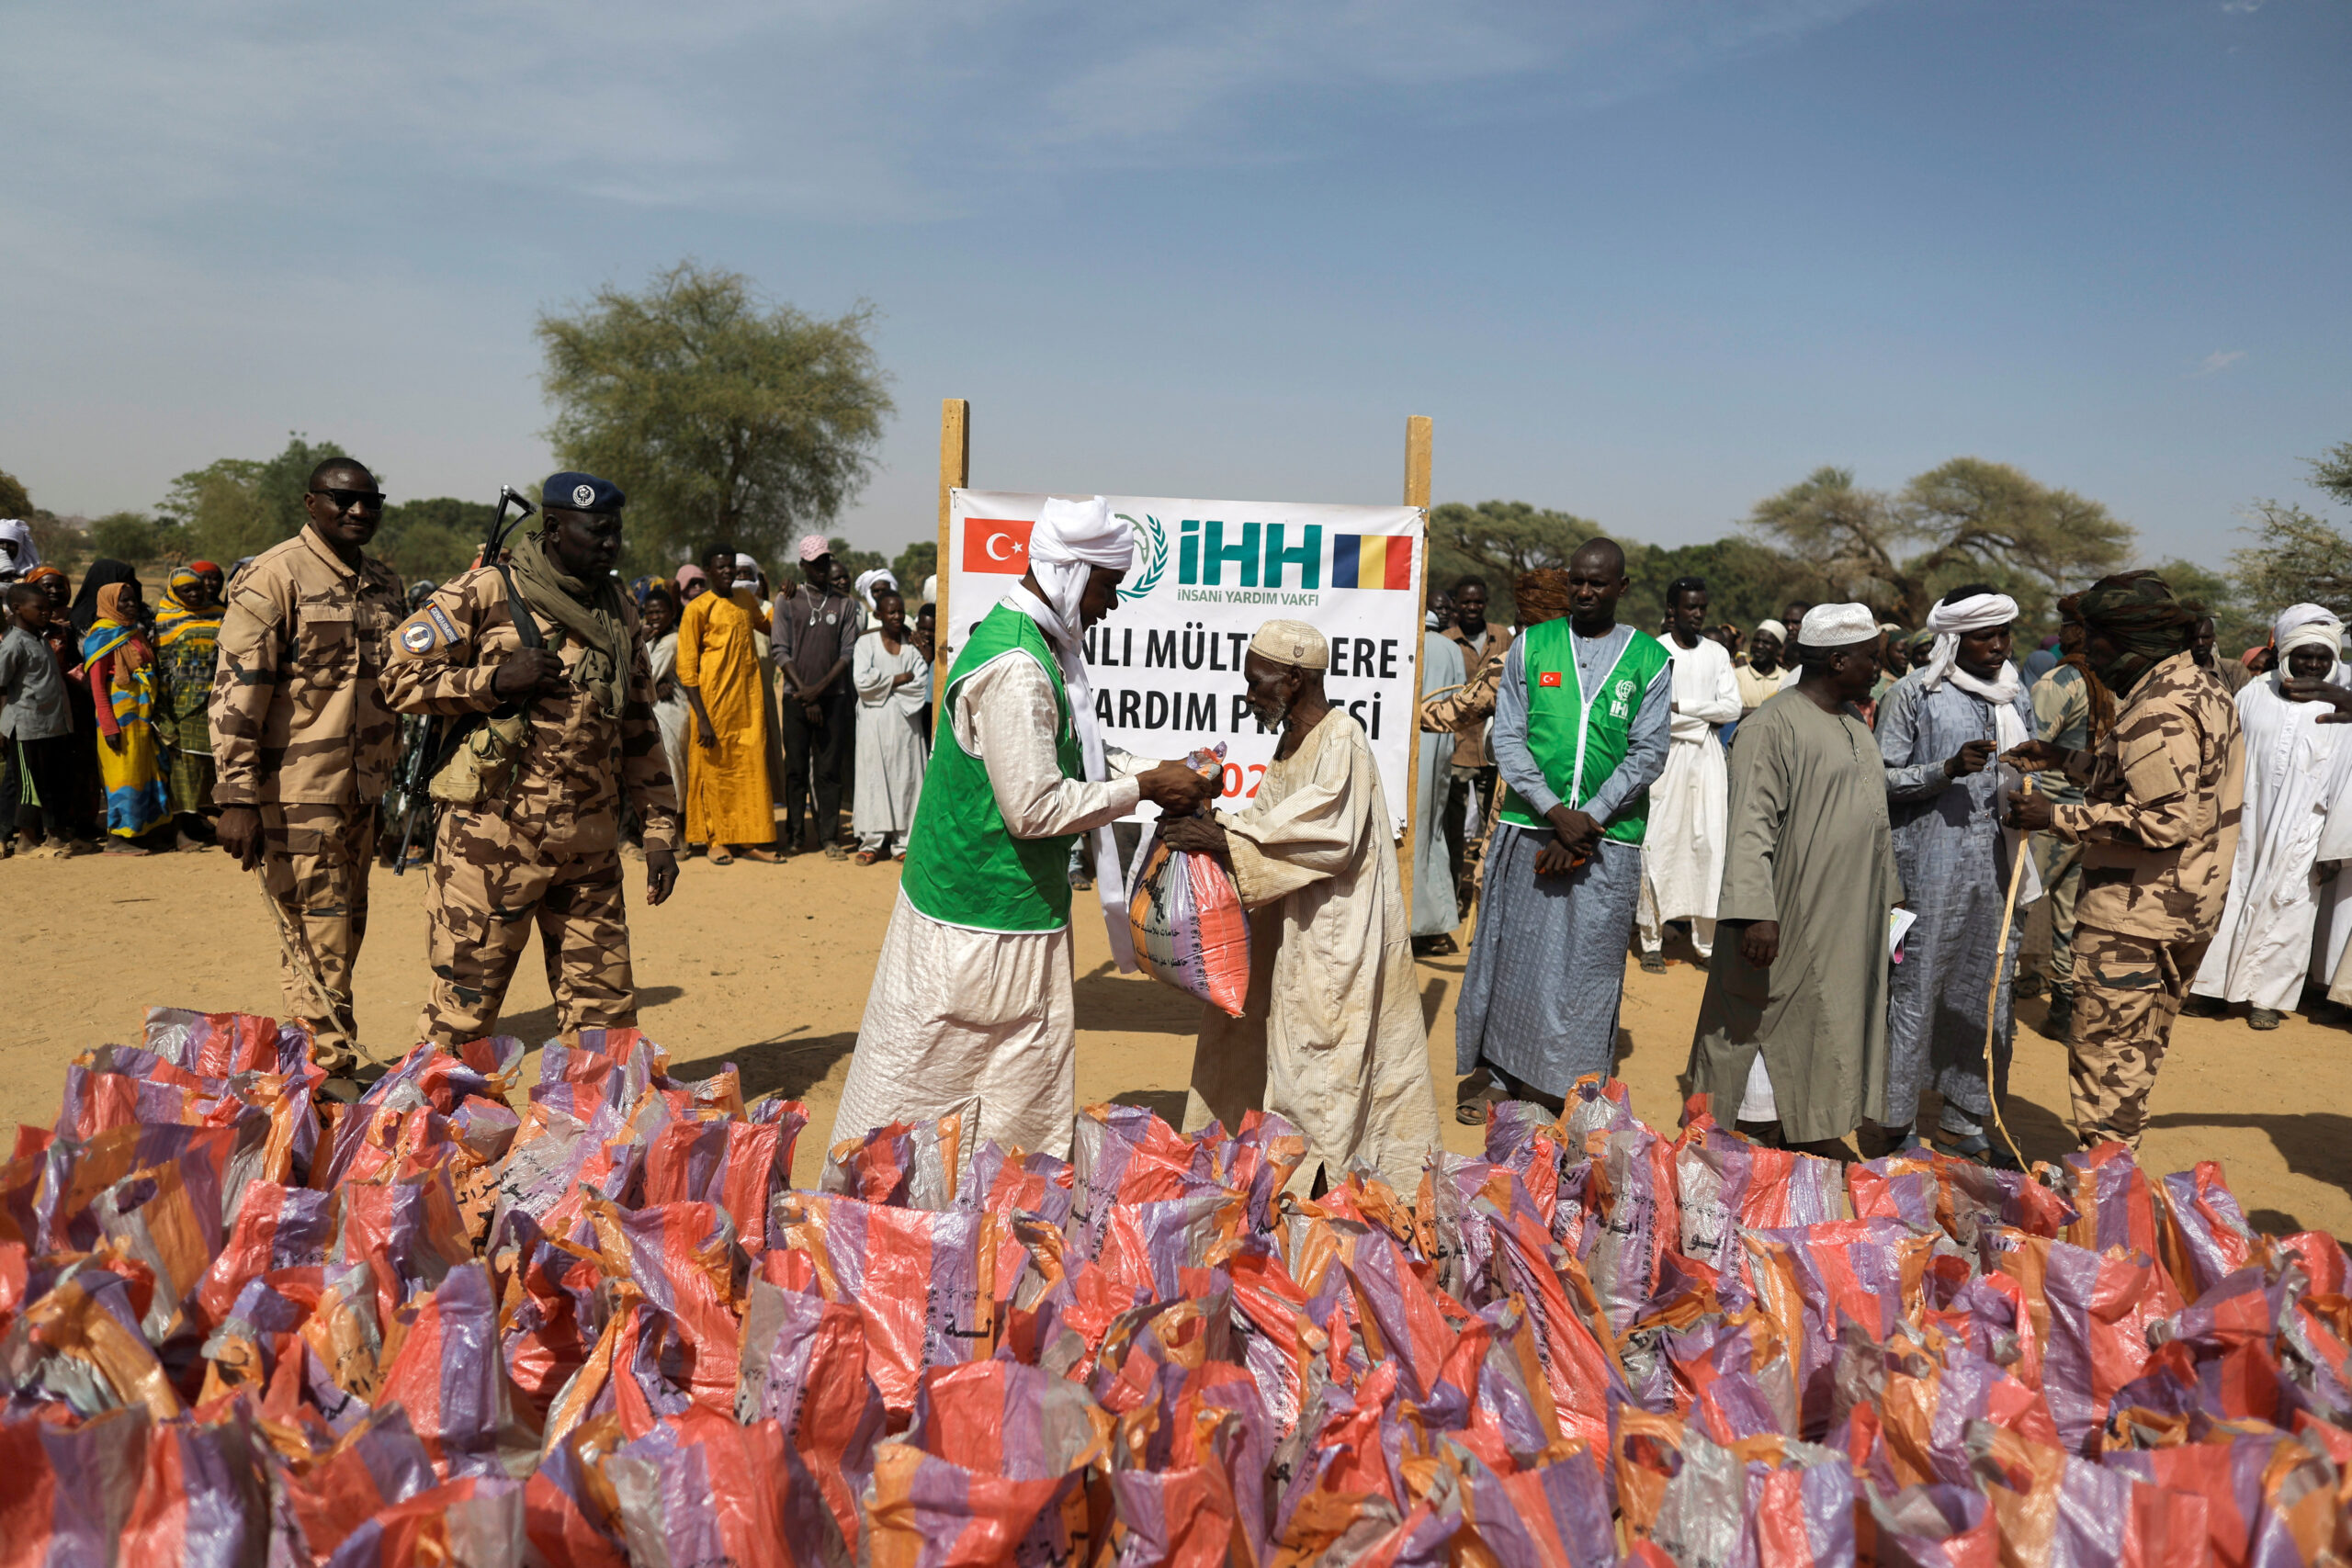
[1129,828,1253,1019]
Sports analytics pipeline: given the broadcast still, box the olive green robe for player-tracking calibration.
[1687,687,1905,1144]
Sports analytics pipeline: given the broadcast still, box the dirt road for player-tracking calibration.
[9,845,2346,1235]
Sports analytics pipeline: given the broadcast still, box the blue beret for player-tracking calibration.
[543,471,626,512]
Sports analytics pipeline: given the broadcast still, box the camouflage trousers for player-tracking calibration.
[2065,923,2209,1149]
[258,800,377,1074]
[415,807,638,1049]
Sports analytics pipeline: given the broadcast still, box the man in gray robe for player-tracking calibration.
[1453,542,1673,1116]
[1412,628,1466,951]
[1871,587,2022,1166]
[1872,585,2027,1164]
[1688,604,1905,1157]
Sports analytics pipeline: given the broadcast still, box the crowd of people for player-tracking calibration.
[0,479,2335,1187]
[1411,556,2332,1171]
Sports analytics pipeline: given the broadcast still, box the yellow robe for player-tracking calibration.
[676,590,774,845]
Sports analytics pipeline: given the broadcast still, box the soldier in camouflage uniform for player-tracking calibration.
[382,472,679,1050]
[2008,571,2245,1150]
[209,457,406,1078]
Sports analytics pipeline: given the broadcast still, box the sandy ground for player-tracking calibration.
[7,843,2346,1237]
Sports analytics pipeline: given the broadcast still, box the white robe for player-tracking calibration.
[646,631,692,814]
[1639,635,1742,952]
[1182,709,1443,1195]
[852,631,930,849]
[2191,671,2352,1011]
[830,653,1140,1163]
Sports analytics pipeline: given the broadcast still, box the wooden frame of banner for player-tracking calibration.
[932,400,1437,913]
[932,398,969,731]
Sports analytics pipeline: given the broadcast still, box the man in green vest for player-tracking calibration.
[1453,540,1675,1116]
[828,496,1216,1160]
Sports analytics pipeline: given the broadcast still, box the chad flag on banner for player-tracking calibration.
[963,517,1034,573]
[1331,533,1412,591]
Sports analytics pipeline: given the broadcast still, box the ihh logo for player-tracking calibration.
[1176,520,1323,590]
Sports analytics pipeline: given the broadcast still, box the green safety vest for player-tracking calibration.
[899,602,1085,931]
[1498,619,1672,845]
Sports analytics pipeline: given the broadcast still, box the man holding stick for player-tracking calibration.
[2007,571,2244,1151]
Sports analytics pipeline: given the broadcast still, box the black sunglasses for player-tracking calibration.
[309,487,386,513]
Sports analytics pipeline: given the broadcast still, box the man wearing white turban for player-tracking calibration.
[1871,584,2037,1164]
[2190,604,2352,1028]
[829,497,1216,1160]
[1689,604,1905,1156]
[0,520,36,583]
[1164,618,1443,1195]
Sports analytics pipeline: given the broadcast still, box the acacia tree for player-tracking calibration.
[537,262,893,573]
[1747,459,2133,626]
[1428,500,1606,623]
[2230,437,2352,622]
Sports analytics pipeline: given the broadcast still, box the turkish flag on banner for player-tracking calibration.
[962,517,1034,574]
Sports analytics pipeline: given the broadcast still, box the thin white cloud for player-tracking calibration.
[2188,349,2248,378]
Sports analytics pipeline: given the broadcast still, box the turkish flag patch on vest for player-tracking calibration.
[1538,671,1562,687]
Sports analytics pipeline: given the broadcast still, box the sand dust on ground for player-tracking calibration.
[7,845,2346,1235]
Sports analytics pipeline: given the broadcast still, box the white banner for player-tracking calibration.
[946,491,1427,831]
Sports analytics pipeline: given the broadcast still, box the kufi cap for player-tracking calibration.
[543,471,625,512]
[1796,603,1880,648]
[1753,618,1787,643]
[1249,618,1329,670]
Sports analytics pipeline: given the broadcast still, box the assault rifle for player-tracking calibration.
[391,485,538,873]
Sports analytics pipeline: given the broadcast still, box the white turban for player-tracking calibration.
[2273,603,2339,654]
[0,520,35,577]
[1795,603,1880,649]
[1753,619,1787,645]
[854,568,899,608]
[734,552,759,574]
[1249,618,1329,670]
[1003,495,1138,970]
[1919,591,2020,695]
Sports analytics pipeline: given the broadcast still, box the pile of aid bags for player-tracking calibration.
[2,1008,2349,1566]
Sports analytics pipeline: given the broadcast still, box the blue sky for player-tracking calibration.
[4,0,2345,569]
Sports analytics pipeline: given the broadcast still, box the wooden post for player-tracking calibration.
[934,399,968,731]
[1400,415,1432,923]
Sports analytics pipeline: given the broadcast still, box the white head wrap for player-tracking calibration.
[1752,619,1787,645]
[1795,604,1880,649]
[1919,591,2021,698]
[734,552,759,574]
[2274,604,2343,660]
[1003,495,1137,968]
[0,521,34,578]
[920,573,937,611]
[854,568,899,609]
[1249,618,1329,670]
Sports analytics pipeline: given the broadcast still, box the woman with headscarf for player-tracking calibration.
[1871,585,2036,1163]
[71,558,140,636]
[153,561,225,837]
[81,578,169,849]
[674,563,708,604]
[640,584,693,835]
[2188,605,2352,1028]
[827,497,1218,1159]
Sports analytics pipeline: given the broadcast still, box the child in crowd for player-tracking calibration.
[0,582,96,856]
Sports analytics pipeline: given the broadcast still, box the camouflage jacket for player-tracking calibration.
[381,565,680,853]
[209,527,406,807]
[2051,650,2245,942]
[1420,650,1506,739]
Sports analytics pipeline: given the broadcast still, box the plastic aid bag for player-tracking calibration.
[1128,745,1252,1018]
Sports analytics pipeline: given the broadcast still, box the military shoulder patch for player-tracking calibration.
[400,620,436,654]
[426,603,460,643]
